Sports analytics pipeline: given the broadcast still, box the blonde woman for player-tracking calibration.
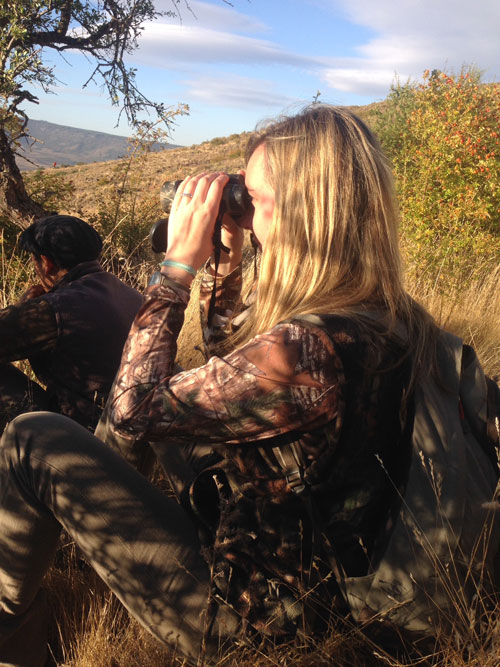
[0,106,496,666]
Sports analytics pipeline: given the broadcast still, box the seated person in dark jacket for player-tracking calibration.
[0,215,143,431]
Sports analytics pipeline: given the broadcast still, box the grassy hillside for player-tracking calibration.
[25,131,249,215]
[23,102,380,218]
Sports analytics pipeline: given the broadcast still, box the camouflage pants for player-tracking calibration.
[0,412,238,667]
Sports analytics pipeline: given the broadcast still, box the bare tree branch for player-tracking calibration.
[0,0,198,225]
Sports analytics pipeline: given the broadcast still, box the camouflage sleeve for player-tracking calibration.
[0,297,58,363]
[109,286,345,447]
[199,262,243,358]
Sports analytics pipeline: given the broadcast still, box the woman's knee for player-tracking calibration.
[2,412,45,462]
[3,410,67,450]
[0,412,92,480]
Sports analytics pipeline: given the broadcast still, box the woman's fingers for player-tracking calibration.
[171,172,227,217]
[188,172,227,206]
[172,173,204,210]
[164,172,231,272]
[203,173,229,208]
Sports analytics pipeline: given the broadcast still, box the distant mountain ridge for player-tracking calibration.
[16,119,181,171]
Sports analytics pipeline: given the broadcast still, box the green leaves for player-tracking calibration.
[374,66,500,285]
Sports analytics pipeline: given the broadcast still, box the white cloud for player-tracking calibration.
[322,67,401,96]
[319,0,500,96]
[184,74,295,108]
[135,23,315,68]
[155,0,269,33]
[335,0,499,39]
[136,0,500,106]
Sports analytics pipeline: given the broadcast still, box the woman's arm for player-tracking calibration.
[199,185,246,357]
[108,285,344,447]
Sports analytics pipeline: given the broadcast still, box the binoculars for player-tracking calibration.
[150,175,252,254]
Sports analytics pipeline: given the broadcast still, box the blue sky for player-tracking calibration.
[23,0,500,146]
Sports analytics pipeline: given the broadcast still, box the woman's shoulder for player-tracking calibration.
[285,312,376,348]
[283,312,410,374]
[251,315,364,387]
[226,313,407,389]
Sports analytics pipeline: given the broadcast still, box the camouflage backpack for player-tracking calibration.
[278,320,500,636]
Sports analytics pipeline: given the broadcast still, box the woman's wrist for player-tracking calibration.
[159,265,195,288]
[160,254,200,287]
[160,259,196,276]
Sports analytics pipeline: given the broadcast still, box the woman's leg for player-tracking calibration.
[0,412,232,666]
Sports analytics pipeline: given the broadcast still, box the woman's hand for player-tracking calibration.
[163,172,229,280]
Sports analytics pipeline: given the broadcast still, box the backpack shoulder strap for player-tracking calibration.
[271,442,307,495]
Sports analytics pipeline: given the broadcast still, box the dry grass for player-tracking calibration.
[44,539,175,667]
[44,548,401,667]
[407,264,500,378]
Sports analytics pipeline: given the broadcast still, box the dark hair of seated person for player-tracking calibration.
[20,215,103,270]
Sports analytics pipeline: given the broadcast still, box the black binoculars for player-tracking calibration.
[150,175,252,254]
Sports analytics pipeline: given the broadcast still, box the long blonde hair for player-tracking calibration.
[238,105,436,379]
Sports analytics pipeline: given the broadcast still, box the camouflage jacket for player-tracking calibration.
[109,267,413,638]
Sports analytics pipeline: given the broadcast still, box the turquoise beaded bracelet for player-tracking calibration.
[159,260,197,277]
